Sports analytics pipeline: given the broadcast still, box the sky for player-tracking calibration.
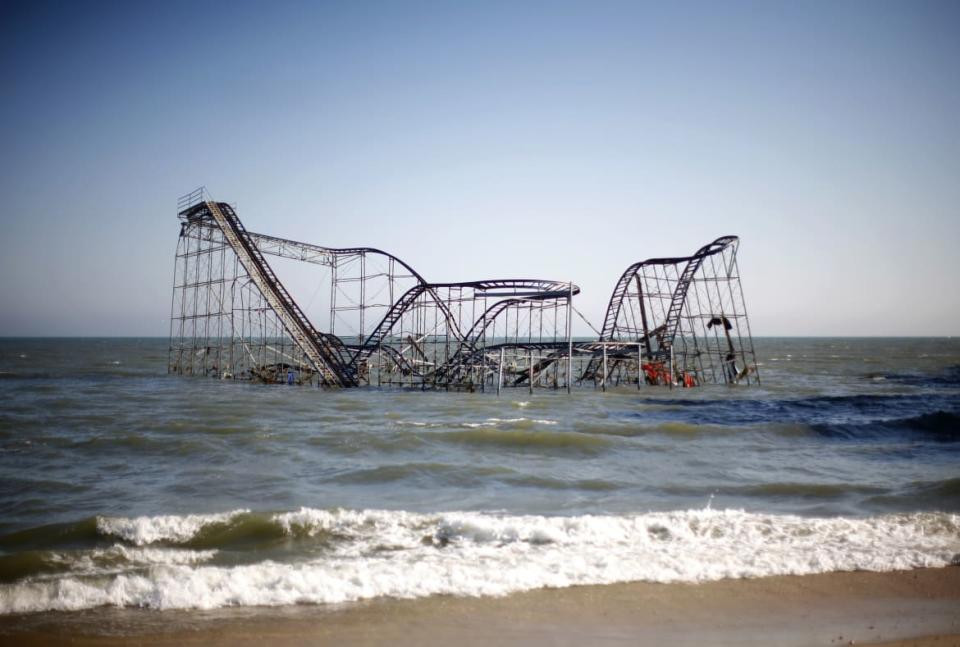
[1,0,958,336]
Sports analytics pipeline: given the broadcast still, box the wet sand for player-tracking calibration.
[2,567,958,646]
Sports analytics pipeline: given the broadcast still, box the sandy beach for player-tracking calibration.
[2,567,957,646]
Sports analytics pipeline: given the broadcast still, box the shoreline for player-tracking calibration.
[2,567,958,646]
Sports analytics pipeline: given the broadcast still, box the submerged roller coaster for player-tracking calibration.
[168,188,758,391]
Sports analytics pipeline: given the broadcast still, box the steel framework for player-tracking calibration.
[586,236,759,387]
[168,188,758,390]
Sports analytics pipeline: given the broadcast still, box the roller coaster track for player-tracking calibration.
[431,297,524,384]
[430,280,580,384]
[187,218,426,279]
[349,280,576,378]
[179,199,462,384]
[584,236,737,381]
[658,237,737,353]
[170,187,754,390]
[347,283,466,372]
[599,236,738,347]
[197,201,359,387]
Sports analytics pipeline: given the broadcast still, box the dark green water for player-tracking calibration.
[0,337,958,612]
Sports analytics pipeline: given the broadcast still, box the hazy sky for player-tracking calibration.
[1,1,958,336]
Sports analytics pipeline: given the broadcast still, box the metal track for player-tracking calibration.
[203,201,358,387]
[658,237,738,355]
[168,188,756,390]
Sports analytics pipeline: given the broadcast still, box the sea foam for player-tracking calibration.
[2,507,958,613]
[96,510,250,545]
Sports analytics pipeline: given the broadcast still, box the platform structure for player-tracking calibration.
[168,188,758,390]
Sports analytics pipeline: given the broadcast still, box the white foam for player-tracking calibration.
[76,545,216,567]
[96,510,249,545]
[50,545,218,576]
[3,508,958,614]
[95,545,217,565]
[397,417,557,428]
[485,417,557,425]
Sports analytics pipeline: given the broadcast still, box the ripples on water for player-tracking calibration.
[0,337,958,612]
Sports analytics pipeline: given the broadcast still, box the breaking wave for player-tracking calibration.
[1,507,958,614]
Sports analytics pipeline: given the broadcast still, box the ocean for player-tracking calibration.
[0,337,958,614]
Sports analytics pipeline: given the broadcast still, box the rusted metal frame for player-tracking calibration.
[212,202,355,386]
[191,223,203,375]
[681,270,709,384]
[729,251,758,384]
[716,244,746,383]
[720,244,755,384]
[172,191,753,391]
[456,301,540,387]
[178,201,425,283]
[169,234,184,374]
[202,236,215,376]
[228,252,238,379]
[338,274,578,380]
[705,251,735,384]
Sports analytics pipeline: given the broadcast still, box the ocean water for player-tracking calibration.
[0,337,958,614]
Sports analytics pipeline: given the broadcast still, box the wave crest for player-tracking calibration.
[96,510,250,545]
[2,507,958,614]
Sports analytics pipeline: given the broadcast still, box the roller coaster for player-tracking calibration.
[168,188,758,391]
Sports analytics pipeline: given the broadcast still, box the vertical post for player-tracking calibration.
[377,343,382,388]
[637,342,643,390]
[228,255,237,377]
[359,252,366,345]
[497,347,504,396]
[330,256,337,334]
[191,226,201,376]
[481,307,486,393]
[601,343,607,392]
[529,349,534,395]
[566,281,573,394]
[669,346,674,390]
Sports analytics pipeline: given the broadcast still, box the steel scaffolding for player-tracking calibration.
[168,188,758,390]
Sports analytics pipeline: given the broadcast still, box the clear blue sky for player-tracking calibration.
[1,0,958,336]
